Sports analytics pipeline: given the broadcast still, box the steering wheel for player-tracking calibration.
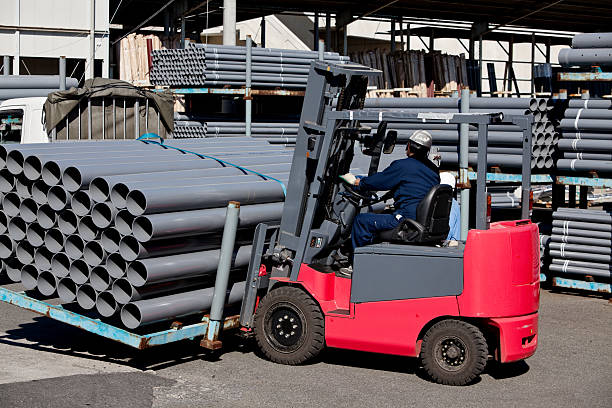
[342,184,378,204]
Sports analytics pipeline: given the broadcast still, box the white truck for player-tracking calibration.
[0,97,48,144]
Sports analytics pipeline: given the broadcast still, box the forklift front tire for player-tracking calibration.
[254,286,325,365]
[420,319,488,386]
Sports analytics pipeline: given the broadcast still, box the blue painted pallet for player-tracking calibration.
[552,277,611,294]
[0,287,240,349]
[556,176,612,189]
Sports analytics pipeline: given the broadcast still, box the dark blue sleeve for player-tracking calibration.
[359,160,403,192]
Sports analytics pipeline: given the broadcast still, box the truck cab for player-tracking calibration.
[0,97,48,144]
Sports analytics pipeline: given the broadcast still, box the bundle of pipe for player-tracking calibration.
[150,44,349,88]
[0,75,79,102]
[559,33,612,67]
[488,186,522,209]
[539,234,551,271]
[548,208,611,281]
[556,99,612,175]
[173,119,298,145]
[0,137,291,329]
[362,97,556,171]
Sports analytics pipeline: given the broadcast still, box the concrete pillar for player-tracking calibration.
[223,0,236,46]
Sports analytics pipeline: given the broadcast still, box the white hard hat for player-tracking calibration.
[407,130,433,150]
[440,172,456,189]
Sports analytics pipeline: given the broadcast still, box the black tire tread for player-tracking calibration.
[420,319,488,386]
[254,286,325,365]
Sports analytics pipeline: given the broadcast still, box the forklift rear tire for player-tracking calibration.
[254,286,325,365]
[420,320,488,386]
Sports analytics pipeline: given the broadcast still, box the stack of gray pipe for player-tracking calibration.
[0,76,78,103]
[539,234,551,272]
[150,44,349,88]
[557,99,612,175]
[559,32,612,67]
[0,138,291,329]
[548,208,611,281]
[173,119,298,145]
[489,186,522,209]
[363,97,556,171]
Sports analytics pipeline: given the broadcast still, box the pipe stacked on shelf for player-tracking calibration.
[150,44,349,88]
[0,138,291,329]
[363,97,557,171]
[558,32,612,67]
[173,119,298,145]
[557,99,612,175]
[548,208,611,281]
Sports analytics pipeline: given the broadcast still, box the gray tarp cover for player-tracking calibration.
[44,78,173,133]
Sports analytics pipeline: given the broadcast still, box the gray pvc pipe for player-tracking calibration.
[14,177,32,199]
[120,280,245,329]
[50,252,71,278]
[8,216,27,241]
[106,252,127,279]
[0,170,15,193]
[57,277,79,303]
[551,258,611,271]
[568,99,612,109]
[0,75,78,89]
[558,48,612,67]
[77,216,99,241]
[553,210,612,224]
[71,190,93,217]
[19,198,39,223]
[37,270,58,296]
[551,234,611,247]
[549,264,610,279]
[65,234,85,260]
[363,97,538,110]
[34,246,53,271]
[559,118,612,131]
[0,212,6,235]
[101,227,122,253]
[551,226,612,239]
[114,210,135,235]
[91,202,117,229]
[563,152,612,161]
[127,244,252,287]
[4,258,23,282]
[90,266,113,291]
[47,185,70,211]
[549,242,611,256]
[439,152,525,168]
[112,277,209,304]
[126,179,286,216]
[3,192,21,217]
[0,88,60,100]
[0,235,15,258]
[558,139,612,151]
[69,259,91,285]
[44,228,66,253]
[83,240,106,267]
[564,109,612,120]
[57,210,79,235]
[36,204,57,229]
[557,159,612,173]
[76,284,98,310]
[572,33,612,49]
[132,202,282,242]
[96,291,119,317]
[26,222,45,248]
[119,233,223,262]
[16,241,35,265]
[31,181,50,205]
[20,264,39,290]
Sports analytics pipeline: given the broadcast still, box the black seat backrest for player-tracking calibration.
[377,184,453,245]
[416,184,453,242]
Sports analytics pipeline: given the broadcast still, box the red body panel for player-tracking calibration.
[271,220,540,362]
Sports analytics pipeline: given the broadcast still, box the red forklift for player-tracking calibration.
[239,62,539,385]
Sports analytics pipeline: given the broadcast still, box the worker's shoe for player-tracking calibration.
[337,266,353,277]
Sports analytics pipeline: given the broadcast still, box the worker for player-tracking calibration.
[341,130,440,251]
[440,172,460,241]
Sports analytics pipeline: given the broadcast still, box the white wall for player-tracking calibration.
[0,0,109,77]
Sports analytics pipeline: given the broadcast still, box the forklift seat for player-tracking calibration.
[378,184,453,245]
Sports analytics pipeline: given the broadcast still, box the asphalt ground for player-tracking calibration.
[0,280,609,408]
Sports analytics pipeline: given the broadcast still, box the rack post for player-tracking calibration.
[459,87,470,239]
[245,36,252,138]
[201,201,241,349]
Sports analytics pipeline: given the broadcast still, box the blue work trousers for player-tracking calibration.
[352,213,401,249]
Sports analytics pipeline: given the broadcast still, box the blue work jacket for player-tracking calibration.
[358,157,440,220]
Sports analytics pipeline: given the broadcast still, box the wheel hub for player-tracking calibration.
[268,307,303,348]
[435,337,467,371]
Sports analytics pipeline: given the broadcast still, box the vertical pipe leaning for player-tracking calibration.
[59,56,66,91]
[318,41,325,61]
[201,201,240,349]
[459,87,470,240]
[475,122,488,230]
[2,56,10,75]
[245,36,252,138]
